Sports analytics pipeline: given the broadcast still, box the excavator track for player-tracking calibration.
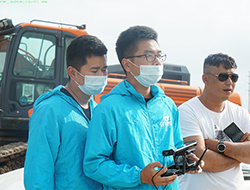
[0,142,27,174]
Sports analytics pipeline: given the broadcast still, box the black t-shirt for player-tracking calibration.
[60,88,91,120]
[145,97,153,103]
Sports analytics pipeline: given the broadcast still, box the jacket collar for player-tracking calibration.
[102,80,165,102]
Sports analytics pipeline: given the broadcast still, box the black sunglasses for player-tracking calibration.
[210,72,239,83]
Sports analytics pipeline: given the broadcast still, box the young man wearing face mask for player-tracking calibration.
[83,26,203,190]
[24,35,107,190]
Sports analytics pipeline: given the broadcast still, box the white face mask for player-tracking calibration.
[127,59,163,87]
[74,69,107,95]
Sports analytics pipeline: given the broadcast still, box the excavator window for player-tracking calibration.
[8,31,57,106]
[13,31,56,79]
[0,35,10,83]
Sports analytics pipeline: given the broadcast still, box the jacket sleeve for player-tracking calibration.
[84,103,141,189]
[24,104,60,190]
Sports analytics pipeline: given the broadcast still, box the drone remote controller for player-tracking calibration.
[161,140,207,177]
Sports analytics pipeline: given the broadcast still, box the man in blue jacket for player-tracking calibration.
[84,26,202,190]
[24,35,108,190]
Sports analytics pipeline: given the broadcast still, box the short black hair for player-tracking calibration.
[203,53,237,73]
[115,26,158,69]
[66,35,107,71]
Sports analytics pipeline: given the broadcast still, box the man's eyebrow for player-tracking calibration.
[90,66,108,69]
[90,66,100,69]
[143,50,162,54]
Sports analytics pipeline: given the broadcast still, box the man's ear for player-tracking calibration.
[122,58,131,73]
[202,73,208,85]
[67,66,77,80]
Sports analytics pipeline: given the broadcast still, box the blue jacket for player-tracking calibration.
[24,85,102,190]
[84,80,183,190]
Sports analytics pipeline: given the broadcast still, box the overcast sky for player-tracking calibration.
[1,0,250,109]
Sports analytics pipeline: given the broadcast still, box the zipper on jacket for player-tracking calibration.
[145,100,158,161]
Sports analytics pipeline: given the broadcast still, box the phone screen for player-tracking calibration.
[223,122,244,142]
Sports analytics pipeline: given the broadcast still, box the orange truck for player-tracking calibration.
[0,18,241,146]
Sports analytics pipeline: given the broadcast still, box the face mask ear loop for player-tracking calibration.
[74,68,86,86]
[130,70,136,77]
[75,69,85,78]
[74,80,81,86]
[127,59,140,69]
[127,59,140,77]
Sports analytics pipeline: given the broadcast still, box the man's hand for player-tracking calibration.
[240,132,250,142]
[186,153,204,174]
[140,162,177,187]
